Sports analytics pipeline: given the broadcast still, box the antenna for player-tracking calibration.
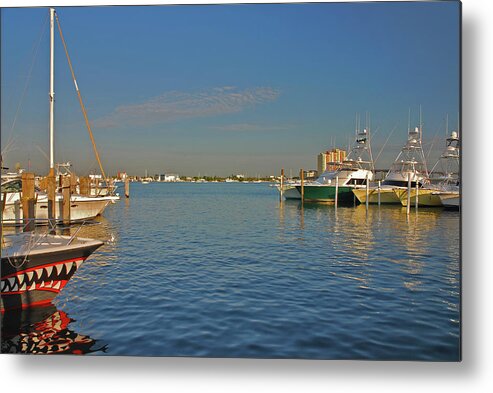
[446,114,449,137]
[457,111,460,138]
[408,107,411,133]
[419,105,423,142]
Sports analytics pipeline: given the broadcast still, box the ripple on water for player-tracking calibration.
[48,184,460,360]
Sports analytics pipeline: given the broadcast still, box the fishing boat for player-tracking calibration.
[438,190,460,209]
[1,231,103,312]
[396,130,460,207]
[298,124,374,203]
[1,8,119,225]
[276,179,302,200]
[353,125,429,204]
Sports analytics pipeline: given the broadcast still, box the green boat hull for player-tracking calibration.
[296,185,356,203]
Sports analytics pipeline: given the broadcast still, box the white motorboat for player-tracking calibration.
[354,121,429,204]
[301,121,375,203]
[397,130,460,207]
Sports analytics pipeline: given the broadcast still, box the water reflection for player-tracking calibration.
[277,202,458,295]
[1,304,107,354]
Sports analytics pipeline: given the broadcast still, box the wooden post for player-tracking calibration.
[47,169,56,229]
[335,176,339,207]
[415,179,419,211]
[300,169,304,202]
[39,176,48,191]
[365,174,369,211]
[62,176,71,226]
[1,192,6,244]
[406,172,411,215]
[377,180,381,206]
[1,192,6,217]
[354,179,357,206]
[80,176,91,196]
[124,177,130,198]
[280,168,284,201]
[21,172,35,231]
[109,177,114,195]
[70,172,78,194]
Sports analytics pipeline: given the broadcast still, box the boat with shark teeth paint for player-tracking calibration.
[1,232,103,312]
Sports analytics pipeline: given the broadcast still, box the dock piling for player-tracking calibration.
[80,176,91,196]
[300,168,304,203]
[377,180,381,206]
[47,169,56,230]
[70,172,78,194]
[365,174,369,211]
[124,177,130,198]
[353,179,357,206]
[62,176,71,226]
[21,172,35,232]
[280,168,284,201]
[335,176,339,208]
[406,173,411,215]
[415,180,419,211]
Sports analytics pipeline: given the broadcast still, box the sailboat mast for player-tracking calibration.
[49,8,55,170]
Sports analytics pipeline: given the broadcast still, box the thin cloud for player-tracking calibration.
[94,86,280,128]
[209,123,293,132]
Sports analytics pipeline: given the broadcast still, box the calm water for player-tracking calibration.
[2,183,460,359]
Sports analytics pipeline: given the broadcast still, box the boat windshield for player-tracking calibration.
[1,179,22,193]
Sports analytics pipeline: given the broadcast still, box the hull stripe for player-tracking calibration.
[1,257,85,280]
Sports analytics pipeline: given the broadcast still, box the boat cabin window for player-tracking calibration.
[382,180,421,188]
[347,178,369,186]
[1,179,22,193]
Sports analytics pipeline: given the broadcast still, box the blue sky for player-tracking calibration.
[1,2,460,177]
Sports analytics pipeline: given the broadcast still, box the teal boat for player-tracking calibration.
[298,123,375,203]
[297,183,356,203]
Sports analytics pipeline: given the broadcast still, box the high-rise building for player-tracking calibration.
[317,148,347,173]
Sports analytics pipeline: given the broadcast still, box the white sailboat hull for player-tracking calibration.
[2,192,113,226]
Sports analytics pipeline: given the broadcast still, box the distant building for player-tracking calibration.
[165,174,180,182]
[155,173,180,182]
[317,148,347,173]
